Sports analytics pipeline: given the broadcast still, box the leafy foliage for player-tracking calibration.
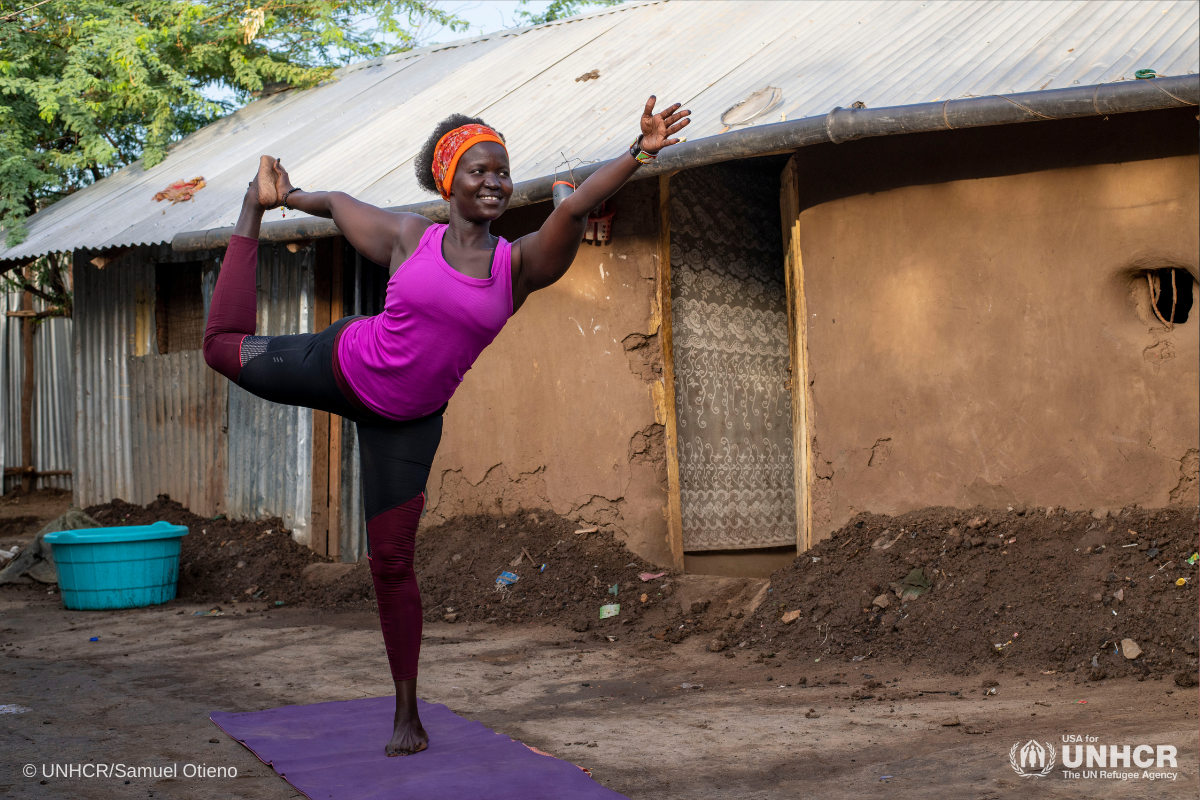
[516,0,622,26]
[0,1,466,246]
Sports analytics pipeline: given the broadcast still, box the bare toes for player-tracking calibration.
[254,155,280,209]
[385,734,428,757]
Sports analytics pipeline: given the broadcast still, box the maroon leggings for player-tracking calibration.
[204,235,434,682]
[367,494,425,681]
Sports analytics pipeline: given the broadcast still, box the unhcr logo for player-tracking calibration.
[1007,735,1180,780]
[1008,740,1056,777]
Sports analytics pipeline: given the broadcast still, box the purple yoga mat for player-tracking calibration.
[210,696,627,800]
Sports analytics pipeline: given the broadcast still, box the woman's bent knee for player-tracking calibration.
[203,332,243,382]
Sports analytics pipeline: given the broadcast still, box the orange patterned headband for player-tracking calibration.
[432,124,506,200]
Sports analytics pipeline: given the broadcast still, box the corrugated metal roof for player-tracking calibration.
[6,0,1197,260]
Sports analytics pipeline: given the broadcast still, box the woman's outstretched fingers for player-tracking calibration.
[663,108,689,127]
[654,104,682,130]
[667,116,691,135]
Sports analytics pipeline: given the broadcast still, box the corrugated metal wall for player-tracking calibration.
[73,243,314,540]
[73,244,226,508]
[225,243,314,540]
[73,249,143,505]
[0,287,75,493]
[128,351,227,516]
[338,421,365,562]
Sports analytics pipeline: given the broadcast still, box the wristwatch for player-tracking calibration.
[629,135,657,164]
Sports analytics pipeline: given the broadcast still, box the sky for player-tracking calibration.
[204,2,570,107]
[420,1,555,41]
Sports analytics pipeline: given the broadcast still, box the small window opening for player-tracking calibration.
[155,262,205,354]
[1147,268,1194,328]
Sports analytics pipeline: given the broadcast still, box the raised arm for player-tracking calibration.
[273,162,431,270]
[510,96,690,311]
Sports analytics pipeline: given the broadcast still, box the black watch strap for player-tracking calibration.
[629,134,657,164]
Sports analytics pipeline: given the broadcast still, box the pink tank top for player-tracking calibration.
[337,224,513,420]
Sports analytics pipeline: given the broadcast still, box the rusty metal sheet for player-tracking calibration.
[0,288,74,493]
[73,242,314,541]
[128,351,226,516]
[224,243,314,539]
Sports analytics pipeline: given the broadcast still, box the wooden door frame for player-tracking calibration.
[660,165,812,566]
[781,155,814,553]
[655,174,686,572]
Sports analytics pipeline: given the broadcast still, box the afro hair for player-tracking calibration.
[414,114,506,195]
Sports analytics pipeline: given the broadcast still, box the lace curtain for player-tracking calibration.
[669,162,796,551]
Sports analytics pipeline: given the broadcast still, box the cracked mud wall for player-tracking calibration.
[422,181,673,566]
[797,154,1199,540]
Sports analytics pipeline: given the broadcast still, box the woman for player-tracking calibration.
[203,96,690,756]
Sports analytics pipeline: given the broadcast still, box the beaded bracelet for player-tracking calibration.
[629,135,657,164]
[282,187,303,210]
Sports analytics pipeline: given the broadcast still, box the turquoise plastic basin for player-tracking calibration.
[44,522,189,610]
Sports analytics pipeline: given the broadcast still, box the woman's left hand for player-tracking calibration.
[639,95,691,154]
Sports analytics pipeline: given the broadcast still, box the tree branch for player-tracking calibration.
[3,0,56,23]
[21,281,60,306]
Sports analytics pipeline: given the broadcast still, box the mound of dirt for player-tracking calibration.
[751,505,1200,678]
[81,498,706,641]
[85,497,330,607]
[0,515,49,541]
[413,512,678,633]
[82,496,1196,677]
[0,488,73,543]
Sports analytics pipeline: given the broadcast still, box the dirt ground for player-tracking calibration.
[2,585,1196,799]
[0,489,73,547]
[1,494,1197,798]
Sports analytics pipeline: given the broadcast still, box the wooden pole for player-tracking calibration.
[310,238,344,558]
[20,267,34,493]
[656,174,685,572]
[328,244,343,560]
[310,243,332,556]
[779,155,813,553]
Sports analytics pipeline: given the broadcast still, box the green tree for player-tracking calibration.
[0,0,466,247]
[516,0,622,26]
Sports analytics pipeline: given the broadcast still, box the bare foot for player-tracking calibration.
[385,715,428,756]
[386,678,428,756]
[252,155,281,209]
[274,160,296,204]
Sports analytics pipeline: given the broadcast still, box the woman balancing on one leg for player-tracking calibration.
[204,96,690,756]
